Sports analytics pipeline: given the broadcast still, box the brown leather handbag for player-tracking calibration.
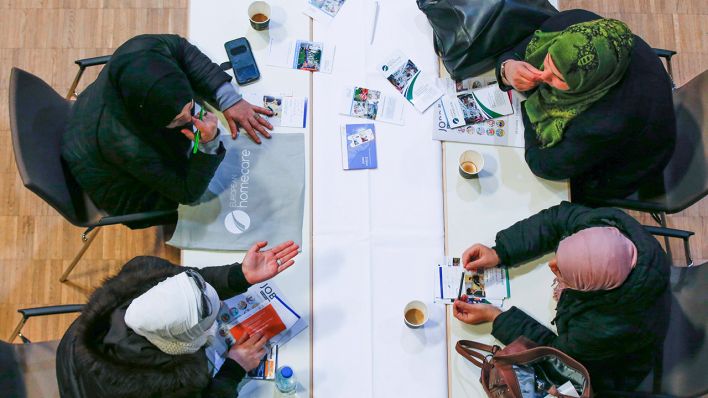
[456,337,593,398]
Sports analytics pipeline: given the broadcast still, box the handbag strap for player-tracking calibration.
[455,340,498,369]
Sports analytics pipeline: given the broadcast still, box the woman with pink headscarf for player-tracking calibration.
[454,201,669,394]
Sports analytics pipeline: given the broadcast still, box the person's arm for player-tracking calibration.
[196,263,251,299]
[493,201,592,267]
[202,358,246,398]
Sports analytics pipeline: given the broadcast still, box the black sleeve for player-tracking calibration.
[158,35,232,104]
[493,201,592,267]
[202,358,246,397]
[495,9,604,91]
[196,263,252,299]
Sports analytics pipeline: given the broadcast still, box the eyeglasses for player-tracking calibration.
[185,269,212,319]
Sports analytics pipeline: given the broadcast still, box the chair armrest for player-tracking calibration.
[653,48,677,60]
[95,209,176,227]
[643,225,695,267]
[74,55,111,69]
[17,305,84,319]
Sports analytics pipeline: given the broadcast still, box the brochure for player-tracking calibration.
[433,75,524,148]
[246,344,278,380]
[434,256,510,308]
[339,86,404,125]
[440,85,514,129]
[303,0,347,22]
[245,92,308,128]
[341,123,377,170]
[267,39,335,73]
[205,282,306,375]
[379,51,442,112]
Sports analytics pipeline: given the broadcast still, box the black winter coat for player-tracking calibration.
[56,256,252,398]
[62,34,229,219]
[491,202,669,394]
[496,10,676,199]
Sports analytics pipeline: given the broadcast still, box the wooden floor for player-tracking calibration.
[0,0,706,342]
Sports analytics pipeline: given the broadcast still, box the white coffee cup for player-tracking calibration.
[403,300,429,328]
[248,1,271,31]
[458,150,485,179]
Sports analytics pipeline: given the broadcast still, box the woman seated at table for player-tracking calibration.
[454,201,668,393]
[62,34,274,225]
[56,240,299,398]
[496,10,676,199]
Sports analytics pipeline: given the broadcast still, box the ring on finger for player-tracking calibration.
[276,258,282,266]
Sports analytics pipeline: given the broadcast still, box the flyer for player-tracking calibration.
[303,0,347,22]
[434,256,510,308]
[379,50,442,112]
[267,38,335,74]
[245,92,308,128]
[440,85,514,129]
[339,86,404,125]
[341,123,377,170]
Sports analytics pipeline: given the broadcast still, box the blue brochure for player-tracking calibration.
[340,123,378,170]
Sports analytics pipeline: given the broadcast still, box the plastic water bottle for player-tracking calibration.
[275,366,297,395]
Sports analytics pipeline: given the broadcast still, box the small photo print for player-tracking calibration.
[465,270,486,298]
[457,93,485,125]
[262,95,282,125]
[386,59,419,93]
[295,40,323,71]
[309,0,346,17]
[348,127,375,148]
[351,87,381,120]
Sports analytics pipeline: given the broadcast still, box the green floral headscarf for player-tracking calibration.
[524,19,634,148]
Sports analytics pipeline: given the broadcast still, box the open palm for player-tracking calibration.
[242,240,300,284]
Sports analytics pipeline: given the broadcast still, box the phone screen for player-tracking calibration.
[236,65,258,82]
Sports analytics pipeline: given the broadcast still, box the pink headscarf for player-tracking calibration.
[553,226,638,301]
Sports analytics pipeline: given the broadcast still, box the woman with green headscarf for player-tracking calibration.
[496,10,676,200]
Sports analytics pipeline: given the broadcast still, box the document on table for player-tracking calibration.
[439,85,514,129]
[303,0,347,22]
[338,86,405,125]
[341,123,377,170]
[245,92,308,128]
[267,38,335,73]
[433,75,524,148]
[379,50,443,112]
[434,256,509,308]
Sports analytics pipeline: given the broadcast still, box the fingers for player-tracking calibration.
[272,241,297,256]
[180,129,196,141]
[241,119,261,144]
[279,249,299,265]
[227,119,239,139]
[248,241,268,255]
[236,332,250,345]
[277,260,295,273]
[518,63,542,81]
[251,116,272,139]
[244,332,261,346]
[254,334,269,349]
[253,105,274,116]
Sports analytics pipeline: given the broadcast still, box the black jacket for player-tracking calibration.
[56,256,252,398]
[62,34,229,219]
[496,10,676,199]
[490,202,669,393]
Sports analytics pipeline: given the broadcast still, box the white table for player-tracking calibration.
[311,1,447,397]
[186,1,313,396]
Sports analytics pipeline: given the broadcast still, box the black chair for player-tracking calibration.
[607,226,707,398]
[1,305,83,398]
[9,59,176,283]
[573,69,707,265]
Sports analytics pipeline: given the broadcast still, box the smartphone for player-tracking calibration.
[224,37,260,85]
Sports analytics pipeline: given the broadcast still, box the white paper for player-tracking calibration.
[245,93,307,128]
[267,39,335,74]
[303,0,347,22]
[544,381,581,398]
[379,50,442,113]
[338,86,404,125]
[434,257,510,307]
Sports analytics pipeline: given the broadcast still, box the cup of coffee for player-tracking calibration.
[403,300,429,328]
[248,1,271,31]
[458,150,484,179]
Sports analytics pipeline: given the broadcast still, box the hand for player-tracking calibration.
[461,244,500,270]
[502,60,542,91]
[180,112,219,143]
[242,240,300,284]
[227,332,268,371]
[223,99,274,144]
[453,295,502,325]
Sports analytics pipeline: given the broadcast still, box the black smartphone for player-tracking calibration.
[224,37,260,85]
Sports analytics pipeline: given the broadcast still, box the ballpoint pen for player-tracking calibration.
[193,107,205,154]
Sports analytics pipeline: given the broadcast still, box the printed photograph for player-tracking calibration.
[386,59,419,93]
[309,0,346,17]
[262,95,282,125]
[457,93,485,125]
[464,270,486,298]
[351,87,381,120]
[296,40,323,71]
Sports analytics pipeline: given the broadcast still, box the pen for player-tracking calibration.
[457,270,465,300]
[193,107,205,154]
[369,1,379,44]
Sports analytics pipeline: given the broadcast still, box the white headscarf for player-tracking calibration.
[125,271,221,355]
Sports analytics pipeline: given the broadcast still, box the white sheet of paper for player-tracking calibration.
[245,93,307,128]
[379,50,442,112]
[338,86,405,125]
[303,0,348,22]
[267,39,335,74]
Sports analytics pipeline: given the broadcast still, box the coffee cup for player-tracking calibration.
[403,300,429,328]
[248,1,271,31]
[458,150,484,179]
